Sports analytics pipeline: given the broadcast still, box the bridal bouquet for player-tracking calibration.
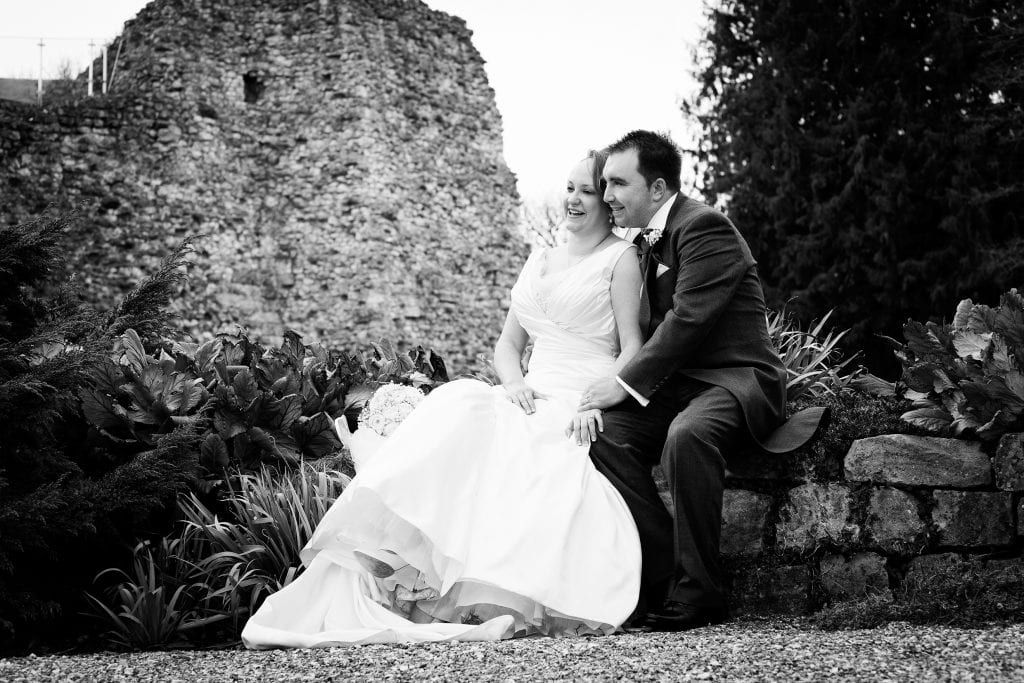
[357,383,425,437]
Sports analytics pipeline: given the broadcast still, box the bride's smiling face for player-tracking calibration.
[563,158,611,234]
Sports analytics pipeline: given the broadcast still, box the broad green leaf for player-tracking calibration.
[128,399,166,425]
[292,412,342,459]
[372,339,398,362]
[221,339,247,366]
[985,337,1014,374]
[938,388,968,419]
[1006,370,1024,401]
[195,339,222,374]
[967,304,995,334]
[261,394,304,431]
[200,433,230,470]
[214,408,247,440]
[952,298,973,329]
[120,329,148,374]
[986,377,1024,408]
[850,373,896,397]
[79,388,130,431]
[90,357,128,395]
[231,368,260,405]
[950,414,982,436]
[952,330,992,361]
[900,408,953,433]
[992,294,1024,348]
[173,378,208,414]
[280,330,305,368]
[903,320,945,357]
[902,388,930,402]
[171,341,199,358]
[308,343,329,365]
[904,363,944,394]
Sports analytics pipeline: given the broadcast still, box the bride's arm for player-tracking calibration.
[493,311,541,414]
[609,246,644,374]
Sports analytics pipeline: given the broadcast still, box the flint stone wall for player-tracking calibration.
[0,0,526,368]
[692,432,1024,615]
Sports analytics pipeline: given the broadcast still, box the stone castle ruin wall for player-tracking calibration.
[0,0,527,367]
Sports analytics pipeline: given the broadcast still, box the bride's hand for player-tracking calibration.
[503,381,545,415]
[565,409,604,446]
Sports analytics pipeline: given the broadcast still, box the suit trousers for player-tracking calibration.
[589,378,744,610]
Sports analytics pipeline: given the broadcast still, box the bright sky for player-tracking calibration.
[0,0,709,204]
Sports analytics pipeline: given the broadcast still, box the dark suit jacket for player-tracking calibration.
[618,195,789,448]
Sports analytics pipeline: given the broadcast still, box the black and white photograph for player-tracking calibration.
[1,0,1022,679]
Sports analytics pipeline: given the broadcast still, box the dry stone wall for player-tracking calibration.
[701,432,1024,614]
[0,0,526,368]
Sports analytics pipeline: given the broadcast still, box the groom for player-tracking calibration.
[580,130,819,631]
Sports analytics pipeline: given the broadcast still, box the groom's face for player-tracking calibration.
[602,149,660,229]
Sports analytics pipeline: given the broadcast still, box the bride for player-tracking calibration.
[242,150,645,647]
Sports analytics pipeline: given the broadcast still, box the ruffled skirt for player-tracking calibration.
[242,379,641,648]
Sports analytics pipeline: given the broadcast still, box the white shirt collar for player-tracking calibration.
[615,193,678,243]
[647,193,678,233]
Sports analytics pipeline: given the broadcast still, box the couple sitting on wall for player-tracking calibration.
[242,130,824,647]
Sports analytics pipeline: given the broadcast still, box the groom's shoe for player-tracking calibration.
[638,600,730,632]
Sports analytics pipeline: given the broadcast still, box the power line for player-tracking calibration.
[0,35,115,41]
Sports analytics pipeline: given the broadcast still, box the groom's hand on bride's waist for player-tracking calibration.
[578,377,628,411]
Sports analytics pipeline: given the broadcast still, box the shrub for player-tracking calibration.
[0,213,201,653]
[899,288,1024,441]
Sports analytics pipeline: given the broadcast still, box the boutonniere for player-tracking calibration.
[642,227,664,247]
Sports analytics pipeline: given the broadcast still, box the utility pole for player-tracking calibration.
[88,40,95,96]
[37,39,44,102]
[102,46,108,94]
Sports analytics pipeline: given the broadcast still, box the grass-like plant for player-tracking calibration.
[180,464,350,587]
[84,537,223,650]
[86,463,349,648]
[766,308,863,401]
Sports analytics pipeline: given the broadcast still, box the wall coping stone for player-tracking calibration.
[845,434,992,487]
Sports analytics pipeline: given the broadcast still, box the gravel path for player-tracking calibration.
[2,619,1023,681]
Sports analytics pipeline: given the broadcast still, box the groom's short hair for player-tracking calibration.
[607,130,681,193]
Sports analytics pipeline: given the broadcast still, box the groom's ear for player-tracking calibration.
[650,178,668,202]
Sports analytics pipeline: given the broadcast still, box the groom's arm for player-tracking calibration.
[617,213,755,401]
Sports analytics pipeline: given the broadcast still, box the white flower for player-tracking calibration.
[366,413,387,434]
[643,227,664,246]
[357,383,426,437]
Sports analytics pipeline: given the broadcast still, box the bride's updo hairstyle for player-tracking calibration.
[586,148,610,195]
[584,148,613,222]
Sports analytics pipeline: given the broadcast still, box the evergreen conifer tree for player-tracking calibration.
[689,0,1023,374]
[0,212,201,652]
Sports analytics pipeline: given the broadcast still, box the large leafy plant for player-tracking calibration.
[201,330,345,473]
[77,326,449,486]
[899,289,1024,440]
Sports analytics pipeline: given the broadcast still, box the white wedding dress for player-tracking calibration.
[242,240,641,648]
